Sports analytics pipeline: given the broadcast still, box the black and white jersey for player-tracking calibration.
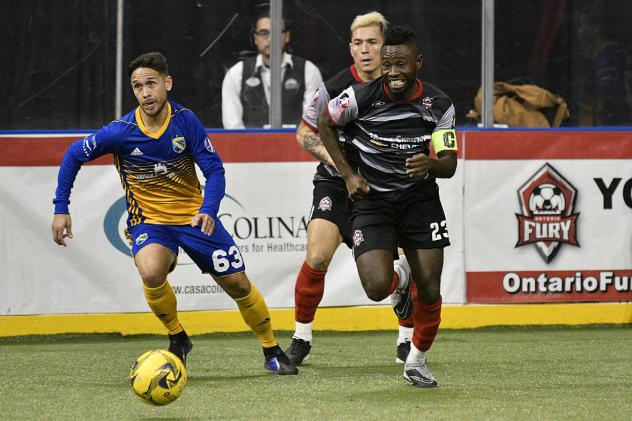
[327,77,457,192]
[302,65,365,182]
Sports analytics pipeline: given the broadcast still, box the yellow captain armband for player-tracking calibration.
[431,129,458,153]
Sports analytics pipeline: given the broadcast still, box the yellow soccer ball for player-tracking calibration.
[130,349,187,405]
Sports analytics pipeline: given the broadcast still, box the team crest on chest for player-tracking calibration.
[172,136,186,153]
[318,196,333,211]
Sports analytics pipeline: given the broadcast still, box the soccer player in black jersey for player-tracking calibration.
[317,26,458,387]
[286,12,415,366]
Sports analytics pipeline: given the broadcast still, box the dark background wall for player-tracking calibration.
[2,0,631,129]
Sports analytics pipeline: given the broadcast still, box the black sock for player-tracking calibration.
[169,330,189,341]
[263,344,281,359]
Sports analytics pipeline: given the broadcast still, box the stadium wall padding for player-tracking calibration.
[0,129,631,335]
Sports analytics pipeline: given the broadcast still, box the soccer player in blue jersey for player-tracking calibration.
[51,52,297,375]
[317,26,458,387]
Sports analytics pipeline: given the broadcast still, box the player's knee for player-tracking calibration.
[305,251,332,271]
[365,288,388,302]
[361,277,390,302]
[138,269,167,288]
[215,271,251,299]
[231,279,251,297]
[134,246,173,287]
[366,290,387,302]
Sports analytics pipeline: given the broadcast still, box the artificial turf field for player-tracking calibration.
[1,326,631,420]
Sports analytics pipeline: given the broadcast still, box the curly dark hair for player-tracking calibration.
[384,25,416,46]
[128,52,169,77]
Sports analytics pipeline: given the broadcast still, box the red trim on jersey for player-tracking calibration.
[350,65,365,83]
[383,79,424,102]
[325,107,341,128]
[301,117,319,134]
[412,79,424,99]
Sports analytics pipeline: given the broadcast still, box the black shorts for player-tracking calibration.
[350,181,450,259]
[309,180,353,248]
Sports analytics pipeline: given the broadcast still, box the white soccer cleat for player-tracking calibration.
[391,255,413,320]
[403,360,438,388]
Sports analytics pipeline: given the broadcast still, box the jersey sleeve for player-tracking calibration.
[301,82,331,131]
[326,86,359,127]
[302,60,324,114]
[188,113,226,217]
[52,124,121,214]
[431,103,458,154]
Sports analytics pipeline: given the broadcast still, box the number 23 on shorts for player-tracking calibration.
[430,220,449,242]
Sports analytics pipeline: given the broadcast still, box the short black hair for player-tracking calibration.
[255,12,289,30]
[128,52,169,77]
[253,3,290,31]
[384,25,417,47]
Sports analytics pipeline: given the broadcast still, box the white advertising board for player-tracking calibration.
[0,156,465,315]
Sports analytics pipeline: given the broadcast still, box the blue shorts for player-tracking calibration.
[128,221,245,277]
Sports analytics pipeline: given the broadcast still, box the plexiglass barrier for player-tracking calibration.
[2,0,630,129]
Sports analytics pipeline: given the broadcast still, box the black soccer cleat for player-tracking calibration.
[168,330,193,366]
[285,337,312,366]
[395,339,411,364]
[263,345,299,375]
[391,284,413,320]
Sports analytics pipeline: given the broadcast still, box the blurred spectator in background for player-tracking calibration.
[221,11,323,128]
[577,10,631,126]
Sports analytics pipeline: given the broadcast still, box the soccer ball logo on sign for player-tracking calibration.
[528,183,566,214]
[515,163,580,263]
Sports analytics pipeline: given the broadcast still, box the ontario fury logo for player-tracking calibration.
[515,163,580,263]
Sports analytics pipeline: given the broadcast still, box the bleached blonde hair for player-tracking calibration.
[350,11,388,37]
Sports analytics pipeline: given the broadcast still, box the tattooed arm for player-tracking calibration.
[296,120,336,168]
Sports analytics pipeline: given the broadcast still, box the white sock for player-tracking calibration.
[406,343,426,365]
[393,265,407,290]
[393,255,410,289]
[397,326,413,345]
[293,321,313,343]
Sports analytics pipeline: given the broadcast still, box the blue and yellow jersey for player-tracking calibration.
[54,101,225,227]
